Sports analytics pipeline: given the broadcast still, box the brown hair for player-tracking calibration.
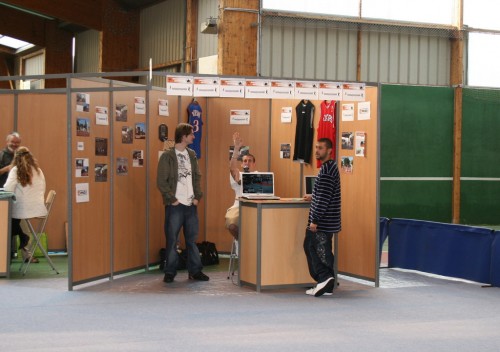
[174,123,194,144]
[12,146,41,187]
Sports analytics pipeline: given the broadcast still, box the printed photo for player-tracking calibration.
[95,137,108,156]
[121,126,133,144]
[135,122,146,139]
[341,132,354,150]
[95,163,108,182]
[115,103,128,122]
[76,118,90,137]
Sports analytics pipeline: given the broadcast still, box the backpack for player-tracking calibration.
[159,247,187,271]
[197,241,219,266]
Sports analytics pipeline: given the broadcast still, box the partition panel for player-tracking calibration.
[206,98,270,252]
[112,90,148,272]
[0,94,14,138]
[148,90,179,263]
[71,79,111,283]
[270,99,307,198]
[17,94,68,250]
[337,86,379,282]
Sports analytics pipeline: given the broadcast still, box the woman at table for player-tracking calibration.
[4,146,47,263]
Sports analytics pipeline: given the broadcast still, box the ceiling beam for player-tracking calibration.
[0,0,103,30]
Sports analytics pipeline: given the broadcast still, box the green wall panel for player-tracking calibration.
[460,181,500,225]
[381,85,454,177]
[380,181,452,223]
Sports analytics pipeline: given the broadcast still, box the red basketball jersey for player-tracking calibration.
[317,100,336,168]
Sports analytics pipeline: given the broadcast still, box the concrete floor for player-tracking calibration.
[1,259,500,351]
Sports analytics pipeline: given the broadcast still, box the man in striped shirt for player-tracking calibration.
[303,138,341,297]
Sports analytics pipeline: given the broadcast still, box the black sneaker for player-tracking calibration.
[189,272,209,281]
[163,273,175,283]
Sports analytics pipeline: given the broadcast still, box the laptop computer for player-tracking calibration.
[241,172,280,200]
[304,175,317,196]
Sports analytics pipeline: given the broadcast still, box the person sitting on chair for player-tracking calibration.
[225,132,257,240]
[4,146,47,263]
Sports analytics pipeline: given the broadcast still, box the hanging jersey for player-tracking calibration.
[317,100,337,168]
[293,100,315,164]
[187,102,203,158]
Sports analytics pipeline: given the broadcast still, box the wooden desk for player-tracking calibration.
[0,193,14,278]
[239,198,314,291]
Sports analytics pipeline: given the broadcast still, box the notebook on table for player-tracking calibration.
[304,175,317,196]
[241,172,280,200]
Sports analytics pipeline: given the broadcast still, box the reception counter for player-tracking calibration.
[239,198,315,291]
[0,192,14,278]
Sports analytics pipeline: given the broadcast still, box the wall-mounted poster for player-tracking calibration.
[76,118,90,137]
[358,102,371,120]
[135,122,146,139]
[76,93,90,112]
[116,104,128,121]
[341,156,354,173]
[341,132,354,150]
[95,137,108,156]
[75,158,89,177]
[121,126,133,144]
[355,132,366,157]
[133,150,144,167]
[95,163,108,182]
[280,143,291,159]
[230,110,250,125]
[75,183,89,203]
[116,157,128,175]
[281,107,292,123]
[341,104,355,122]
[95,106,109,125]
[158,99,169,116]
[134,97,145,115]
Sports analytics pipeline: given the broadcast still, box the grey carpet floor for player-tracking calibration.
[1,268,500,351]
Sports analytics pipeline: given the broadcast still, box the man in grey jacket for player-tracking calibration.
[157,123,208,283]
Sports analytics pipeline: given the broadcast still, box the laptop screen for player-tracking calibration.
[241,172,275,197]
[304,175,316,196]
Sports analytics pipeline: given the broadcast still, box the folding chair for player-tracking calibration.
[227,238,238,280]
[20,190,59,275]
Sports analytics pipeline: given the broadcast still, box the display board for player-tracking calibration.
[337,86,379,282]
[380,85,454,222]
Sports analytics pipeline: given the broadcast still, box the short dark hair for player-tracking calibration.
[175,123,193,143]
[243,153,256,163]
[318,138,333,149]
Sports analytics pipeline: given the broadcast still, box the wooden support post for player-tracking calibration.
[356,29,362,82]
[218,0,259,76]
[185,0,199,74]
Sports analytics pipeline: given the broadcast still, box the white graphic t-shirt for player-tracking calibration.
[175,149,194,205]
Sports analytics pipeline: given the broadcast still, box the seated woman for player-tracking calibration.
[4,146,47,263]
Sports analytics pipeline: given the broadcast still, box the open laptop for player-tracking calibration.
[241,172,280,200]
[304,175,317,196]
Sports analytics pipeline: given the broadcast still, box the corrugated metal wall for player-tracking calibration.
[75,30,100,73]
[260,16,451,85]
[260,17,358,81]
[197,0,218,59]
[361,31,450,85]
[139,0,186,71]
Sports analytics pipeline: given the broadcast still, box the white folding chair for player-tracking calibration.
[20,190,59,275]
[227,238,238,280]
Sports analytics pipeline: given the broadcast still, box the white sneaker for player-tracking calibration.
[311,277,335,297]
[306,287,333,296]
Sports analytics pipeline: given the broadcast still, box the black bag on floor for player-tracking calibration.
[159,247,187,271]
[197,241,219,266]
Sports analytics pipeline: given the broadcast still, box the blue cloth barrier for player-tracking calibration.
[491,231,500,287]
[379,217,389,263]
[388,218,493,284]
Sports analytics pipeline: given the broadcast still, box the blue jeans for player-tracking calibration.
[303,228,335,283]
[164,203,203,276]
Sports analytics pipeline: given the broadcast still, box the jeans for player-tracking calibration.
[164,203,203,276]
[303,228,335,283]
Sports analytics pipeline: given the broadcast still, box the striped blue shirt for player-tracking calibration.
[308,159,341,233]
